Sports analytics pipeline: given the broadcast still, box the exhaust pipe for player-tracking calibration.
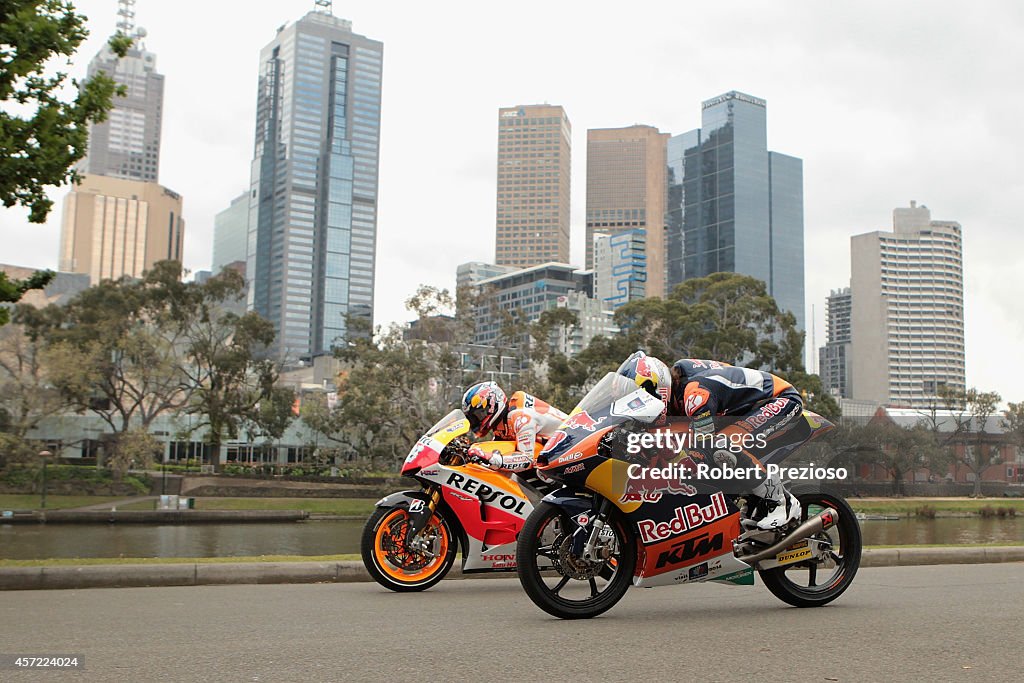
[735,507,838,566]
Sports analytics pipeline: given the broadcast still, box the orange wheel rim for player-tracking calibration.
[373,508,450,582]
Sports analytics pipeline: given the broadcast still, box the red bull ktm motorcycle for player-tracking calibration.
[362,409,551,591]
[516,372,861,619]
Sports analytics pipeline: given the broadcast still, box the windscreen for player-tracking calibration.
[425,409,467,436]
[571,373,642,417]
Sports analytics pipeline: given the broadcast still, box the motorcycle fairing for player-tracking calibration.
[418,461,535,572]
[402,414,471,475]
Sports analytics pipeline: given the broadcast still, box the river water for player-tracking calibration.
[1,517,1022,561]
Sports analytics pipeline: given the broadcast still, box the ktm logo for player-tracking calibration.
[655,532,724,569]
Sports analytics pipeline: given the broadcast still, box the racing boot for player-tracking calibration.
[750,475,801,531]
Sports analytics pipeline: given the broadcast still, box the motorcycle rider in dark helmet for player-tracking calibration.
[460,381,568,473]
[617,351,806,531]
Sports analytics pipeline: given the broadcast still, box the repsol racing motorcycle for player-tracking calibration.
[362,409,552,591]
[515,372,861,619]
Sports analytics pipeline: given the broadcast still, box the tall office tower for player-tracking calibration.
[593,230,646,310]
[850,202,965,408]
[247,3,383,360]
[60,1,184,283]
[585,125,668,297]
[212,192,249,274]
[818,287,853,398]
[666,91,805,331]
[495,105,571,268]
[77,1,164,182]
[58,174,184,283]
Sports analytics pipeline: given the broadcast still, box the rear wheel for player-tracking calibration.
[361,506,457,592]
[516,501,635,619]
[758,487,862,607]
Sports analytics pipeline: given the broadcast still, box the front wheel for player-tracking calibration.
[758,486,862,607]
[516,501,635,619]
[361,506,457,592]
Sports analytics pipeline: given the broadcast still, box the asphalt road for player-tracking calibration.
[1,564,1021,682]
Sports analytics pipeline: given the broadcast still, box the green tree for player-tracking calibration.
[945,389,1003,497]
[107,427,160,481]
[178,290,279,473]
[0,270,54,325]
[0,309,66,447]
[856,420,934,496]
[1,0,132,223]
[1002,402,1024,483]
[40,262,197,450]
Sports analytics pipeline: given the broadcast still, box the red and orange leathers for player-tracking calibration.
[476,391,568,472]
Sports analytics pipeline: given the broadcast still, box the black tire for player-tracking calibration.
[361,506,457,592]
[516,500,635,619]
[759,486,862,608]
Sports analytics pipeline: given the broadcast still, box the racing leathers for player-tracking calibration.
[669,359,808,530]
[469,391,568,473]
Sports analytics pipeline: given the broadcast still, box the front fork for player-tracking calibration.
[403,487,443,552]
[579,497,613,562]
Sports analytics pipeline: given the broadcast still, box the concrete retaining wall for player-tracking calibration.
[2,546,1021,591]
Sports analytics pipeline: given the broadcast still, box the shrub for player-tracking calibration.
[915,505,937,519]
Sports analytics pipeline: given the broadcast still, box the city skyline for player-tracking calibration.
[1,0,1021,402]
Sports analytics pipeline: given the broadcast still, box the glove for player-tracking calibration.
[468,445,502,469]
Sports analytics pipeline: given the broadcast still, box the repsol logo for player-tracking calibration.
[655,532,724,569]
[446,473,527,516]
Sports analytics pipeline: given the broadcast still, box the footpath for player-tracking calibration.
[2,546,1022,591]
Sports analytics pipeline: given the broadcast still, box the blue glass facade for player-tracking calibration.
[666,92,804,332]
[247,12,382,359]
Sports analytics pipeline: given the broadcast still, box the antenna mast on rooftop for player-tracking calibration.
[116,0,136,34]
[314,0,333,15]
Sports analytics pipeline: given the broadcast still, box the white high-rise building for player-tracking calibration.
[593,230,646,310]
[850,201,965,408]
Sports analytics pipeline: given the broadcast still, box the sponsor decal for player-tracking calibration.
[564,462,585,474]
[820,510,835,527]
[542,430,569,453]
[445,423,465,433]
[564,410,605,432]
[574,513,591,527]
[620,476,699,503]
[513,414,530,432]
[777,540,812,565]
[655,531,725,569]
[420,468,439,476]
[481,553,516,562]
[558,451,584,464]
[445,472,527,515]
[637,492,729,544]
[688,562,709,581]
[408,499,425,513]
[620,490,664,503]
[627,396,646,411]
[684,386,710,415]
[449,492,474,502]
[523,394,535,409]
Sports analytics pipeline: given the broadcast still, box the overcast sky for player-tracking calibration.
[3,0,1022,404]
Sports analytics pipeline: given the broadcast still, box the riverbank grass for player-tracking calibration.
[0,495,124,511]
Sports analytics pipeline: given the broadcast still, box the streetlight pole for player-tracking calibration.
[38,450,53,509]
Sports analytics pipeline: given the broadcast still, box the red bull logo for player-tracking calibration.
[620,469,699,503]
[563,410,604,432]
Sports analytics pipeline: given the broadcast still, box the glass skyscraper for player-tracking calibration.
[247,8,382,360]
[666,91,804,332]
